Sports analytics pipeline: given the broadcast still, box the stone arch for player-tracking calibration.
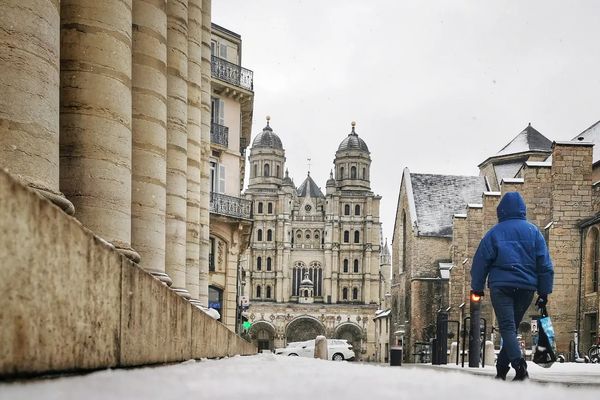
[334,322,364,360]
[249,321,276,352]
[285,315,326,343]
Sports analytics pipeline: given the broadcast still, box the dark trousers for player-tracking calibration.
[490,287,534,368]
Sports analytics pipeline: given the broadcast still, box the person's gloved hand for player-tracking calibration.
[535,294,548,308]
[470,290,484,299]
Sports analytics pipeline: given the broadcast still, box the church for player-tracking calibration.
[242,118,383,361]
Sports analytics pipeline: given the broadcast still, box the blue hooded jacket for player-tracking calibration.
[471,192,553,295]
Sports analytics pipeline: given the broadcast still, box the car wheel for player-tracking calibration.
[288,353,298,356]
[332,353,344,361]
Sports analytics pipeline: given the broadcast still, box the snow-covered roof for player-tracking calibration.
[297,173,324,198]
[374,309,391,319]
[409,173,486,237]
[567,120,600,164]
[493,161,523,187]
[496,124,553,156]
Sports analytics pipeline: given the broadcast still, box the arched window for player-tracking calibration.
[340,167,344,179]
[257,229,263,241]
[351,166,357,179]
[590,228,600,293]
[353,259,359,273]
[343,259,349,273]
[256,285,262,298]
[267,202,273,214]
[264,163,270,177]
[267,257,272,271]
[362,167,366,179]
[266,286,272,299]
[352,287,358,300]
[256,256,262,271]
[354,230,360,243]
[305,230,311,239]
[253,164,257,178]
[276,165,280,178]
[342,287,348,300]
[267,229,273,241]
[355,205,360,216]
[344,231,349,243]
[402,211,407,272]
[292,261,323,297]
[257,202,263,213]
[344,204,350,215]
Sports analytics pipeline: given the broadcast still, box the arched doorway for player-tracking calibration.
[249,321,276,352]
[285,316,326,344]
[334,323,364,360]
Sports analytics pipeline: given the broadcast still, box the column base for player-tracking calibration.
[171,287,191,299]
[189,299,203,308]
[114,244,141,264]
[30,184,75,215]
[148,271,173,287]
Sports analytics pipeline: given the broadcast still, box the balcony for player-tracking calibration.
[211,123,229,148]
[211,56,254,91]
[210,192,253,220]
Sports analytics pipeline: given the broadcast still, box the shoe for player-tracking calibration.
[495,365,510,380]
[512,358,529,381]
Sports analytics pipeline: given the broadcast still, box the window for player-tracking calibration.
[253,164,258,178]
[267,229,273,241]
[314,230,320,240]
[351,166,357,179]
[256,285,262,298]
[343,259,349,273]
[402,211,407,272]
[209,161,226,194]
[264,163,270,177]
[354,230,360,243]
[256,256,262,271]
[594,229,600,292]
[305,230,311,239]
[342,287,348,300]
[355,205,360,216]
[266,286,272,299]
[353,259,359,273]
[344,231,349,243]
[292,261,323,297]
[267,257,272,271]
[211,97,224,125]
[257,202,263,214]
[340,167,344,179]
[268,202,273,214]
[276,165,280,178]
[296,230,302,240]
[257,229,263,241]
[352,288,358,300]
[362,167,366,179]
[209,237,215,272]
[344,204,350,215]
[208,286,223,321]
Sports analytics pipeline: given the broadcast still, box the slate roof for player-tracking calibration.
[252,123,283,149]
[569,120,600,164]
[496,124,552,156]
[337,125,369,153]
[409,173,486,237]
[493,161,524,187]
[297,173,325,198]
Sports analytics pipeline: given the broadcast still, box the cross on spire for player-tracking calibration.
[307,157,312,175]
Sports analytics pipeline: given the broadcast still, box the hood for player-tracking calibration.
[497,192,526,222]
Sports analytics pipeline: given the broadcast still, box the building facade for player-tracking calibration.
[207,23,254,331]
[243,121,383,361]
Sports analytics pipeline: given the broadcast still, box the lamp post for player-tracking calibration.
[469,291,482,367]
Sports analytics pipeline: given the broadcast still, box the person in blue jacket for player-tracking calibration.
[471,192,553,381]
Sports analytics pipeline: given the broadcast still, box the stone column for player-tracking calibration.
[60,0,139,262]
[165,0,189,298]
[186,0,202,303]
[131,0,170,284]
[198,0,212,307]
[0,0,74,215]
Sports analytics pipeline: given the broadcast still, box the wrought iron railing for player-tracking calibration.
[211,56,254,91]
[210,192,253,220]
[211,123,229,147]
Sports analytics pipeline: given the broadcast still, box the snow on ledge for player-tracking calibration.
[483,191,501,196]
[467,203,483,209]
[526,161,552,168]
[454,213,467,218]
[501,178,524,184]
[554,140,594,147]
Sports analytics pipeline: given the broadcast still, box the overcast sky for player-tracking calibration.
[213,0,600,243]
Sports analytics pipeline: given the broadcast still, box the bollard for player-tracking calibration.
[390,346,403,366]
[484,341,495,366]
[314,335,328,360]
[469,291,482,367]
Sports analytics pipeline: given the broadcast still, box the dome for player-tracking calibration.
[337,122,369,153]
[252,117,283,150]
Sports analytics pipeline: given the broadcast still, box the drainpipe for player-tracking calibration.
[577,226,585,335]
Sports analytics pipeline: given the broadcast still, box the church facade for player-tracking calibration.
[242,120,382,361]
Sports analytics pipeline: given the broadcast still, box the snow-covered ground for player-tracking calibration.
[1,354,598,400]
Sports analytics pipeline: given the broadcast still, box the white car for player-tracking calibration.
[275,339,355,361]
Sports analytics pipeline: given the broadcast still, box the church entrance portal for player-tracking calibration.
[285,317,326,344]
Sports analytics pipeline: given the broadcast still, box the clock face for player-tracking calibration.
[305,204,312,212]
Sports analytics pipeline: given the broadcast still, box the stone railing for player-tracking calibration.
[211,123,229,148]
[210,192,253,220]
[211,56,253,91]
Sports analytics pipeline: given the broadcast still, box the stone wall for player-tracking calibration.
[0,170,256,378]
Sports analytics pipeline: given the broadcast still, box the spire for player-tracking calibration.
[350,121,357,136]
